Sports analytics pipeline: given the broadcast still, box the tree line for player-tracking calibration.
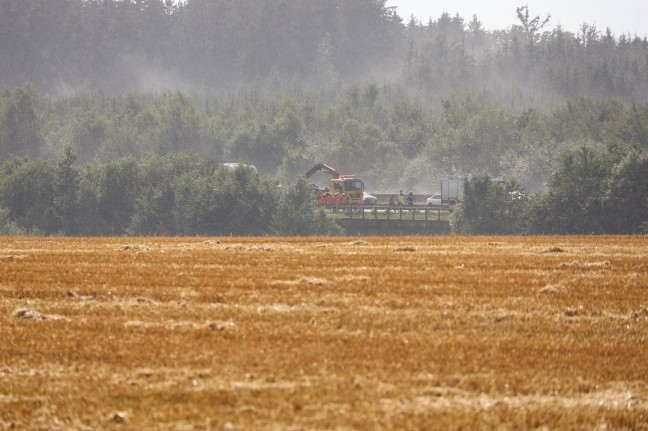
[0,0,401,92]
[2,94,647,236]
[2,83,647,192]
[1,1,648,235]
[453,146,648,235]
[1,1,648,107]
[2,143,646,236]
[0,150,340,236]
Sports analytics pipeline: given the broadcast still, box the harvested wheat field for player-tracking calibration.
[1,236,647,430]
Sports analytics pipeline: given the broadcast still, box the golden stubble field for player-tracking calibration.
[1,236,647,430]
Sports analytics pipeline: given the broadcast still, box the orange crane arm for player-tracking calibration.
[304,163,340,179]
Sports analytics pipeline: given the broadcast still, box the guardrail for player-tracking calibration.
[323,204,452,235]
[324,204,450,220]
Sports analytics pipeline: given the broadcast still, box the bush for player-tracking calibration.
[0,157,60,234]
[451,175,529,235]
[272,178,343,236]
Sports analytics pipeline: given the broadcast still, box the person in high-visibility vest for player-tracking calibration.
[340,193,347,205]
[397,190,405,206]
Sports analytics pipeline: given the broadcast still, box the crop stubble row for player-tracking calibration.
[1,236,647,430]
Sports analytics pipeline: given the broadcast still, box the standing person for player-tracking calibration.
[389,194,395,205]
[397,190,405,206]
[407,191,415,206]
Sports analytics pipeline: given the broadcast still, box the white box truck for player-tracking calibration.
[441,179,463,205]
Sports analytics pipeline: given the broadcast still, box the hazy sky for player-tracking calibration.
[386,0,648,36]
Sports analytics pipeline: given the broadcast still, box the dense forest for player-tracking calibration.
[3,0,648,103]
[1,0,647,235]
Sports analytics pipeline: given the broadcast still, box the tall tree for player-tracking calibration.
[0,83,43,161]
[0,157,60,233]
[604,150,648,233]
[55,146,79,235]
[530,147,609,233]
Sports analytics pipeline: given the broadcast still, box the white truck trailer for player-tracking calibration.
[441,179,463,205]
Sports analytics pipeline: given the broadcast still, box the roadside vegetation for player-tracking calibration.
[0,151,340,236]
[1,1,648,235]
[1,93,646,235]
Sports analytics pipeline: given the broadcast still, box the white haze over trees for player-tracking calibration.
[2,0,647,103]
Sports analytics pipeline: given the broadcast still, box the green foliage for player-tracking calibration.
[196,164,277,236]
[313,32,339,87]
[127,152,200,235]
[69,108,108,163]
[0,86,646,236]
[0,157,59,234]
[527,146,648,234]
[388,100,428,158]
[272,178,342,236]
[0,0,403,92]
[326,119,404,189]
[55,146,79,235]
[0,152,341,236]
[0,74,646,196]
[0,207,25,235]
[125,155,281,236]
[0,83,43,161]
[154,92,204,155]
[529,147,610,234]
[75,163,104,235]
[603,150,648,233]
[451,175,528,235]
[2,0,648,110]
[97,158,141,235]
[514,5,551,46]
[2,1,648,238]
[425,95,512,179]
